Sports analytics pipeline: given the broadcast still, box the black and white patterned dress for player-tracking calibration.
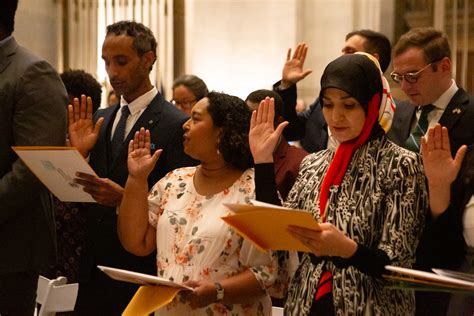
[283,135,428,315]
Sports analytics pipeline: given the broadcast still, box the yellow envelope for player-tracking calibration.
[123,285,184,315]
[222,203,320,252]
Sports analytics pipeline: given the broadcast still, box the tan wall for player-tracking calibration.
[14,0,62,70]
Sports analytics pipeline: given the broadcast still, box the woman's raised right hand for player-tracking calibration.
[127,127,162,179]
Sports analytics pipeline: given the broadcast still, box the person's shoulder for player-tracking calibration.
[150,94,189,122]
[10,42,57,76]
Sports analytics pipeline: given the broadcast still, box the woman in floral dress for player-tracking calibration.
[118,92,294,315]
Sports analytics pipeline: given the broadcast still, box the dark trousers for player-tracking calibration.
[0,270,38,316]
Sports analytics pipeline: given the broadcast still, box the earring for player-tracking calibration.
[217,148,220,155]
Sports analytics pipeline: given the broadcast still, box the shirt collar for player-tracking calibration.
[432,79,458,110]
[0,35,12,48]
[120,87,158,115]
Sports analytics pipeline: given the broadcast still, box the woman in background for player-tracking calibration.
[171,74,208,116]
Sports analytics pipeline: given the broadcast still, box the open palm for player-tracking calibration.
[249,97,288,163]
[421,124,466,186]
[282,43,313,85]
[128,128,162,179]
[68,95,103,157]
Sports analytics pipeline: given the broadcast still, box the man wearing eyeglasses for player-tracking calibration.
[389,27,474,316]
[388,27,474,157]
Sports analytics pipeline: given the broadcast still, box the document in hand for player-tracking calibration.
[12,146,96,202]
[222,200,321,252]
[384,265,474,293]
[98,265,192,315]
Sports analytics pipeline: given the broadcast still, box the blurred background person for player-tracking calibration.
[172,74,208,116]
[108,89,119,107]
[245,89,307,201]
[43,69,102,285]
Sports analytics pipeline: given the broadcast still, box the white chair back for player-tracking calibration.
[35,275,78,316]
[272,306,284,316]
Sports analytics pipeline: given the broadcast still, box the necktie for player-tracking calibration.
[110,105,130,161]
[405,104,435,152]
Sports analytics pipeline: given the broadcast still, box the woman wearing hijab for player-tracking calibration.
[249,53,428,315]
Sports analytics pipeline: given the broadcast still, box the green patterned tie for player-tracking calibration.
[405,104,435,152]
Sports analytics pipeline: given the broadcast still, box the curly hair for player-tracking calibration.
[206,92,253,171]
[106,21,157,71]
[61,69,102,113]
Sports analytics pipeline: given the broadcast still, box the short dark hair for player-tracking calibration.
[346,29,392,73]
[172,75,209,101]
[206,92,253,171]
[0,0,19,36]
[106,21,157,71]
[61,69,102,113]
[393,27,451,69]
[245,89,284,126]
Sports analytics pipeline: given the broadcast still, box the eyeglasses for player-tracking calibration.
[390,62,437,84]
[171,99,197,109]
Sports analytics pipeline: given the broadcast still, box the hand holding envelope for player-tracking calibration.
[222,201,360,258]
[222,201,322,252]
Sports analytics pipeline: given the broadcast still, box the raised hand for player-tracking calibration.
[68,95,104,157]
[281,42,313,88]
[421,124,467,217]
[421,124,467,187]
[249,97,288,163]
[127,128,162,180]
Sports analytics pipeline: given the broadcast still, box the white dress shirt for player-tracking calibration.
[110,87,158,140]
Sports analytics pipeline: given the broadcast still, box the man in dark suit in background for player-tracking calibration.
[388,27,474,316]
[69,21,195,315]
[0,1,68,314]
[274,30,392,153]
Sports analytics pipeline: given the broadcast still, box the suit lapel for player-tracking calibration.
[438,88,469,131]
[93,105,119,175]
[109,94,163,172]
[0,37,17,74]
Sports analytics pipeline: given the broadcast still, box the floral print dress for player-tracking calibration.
[148,166,287,315]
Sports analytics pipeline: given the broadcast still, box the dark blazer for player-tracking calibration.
[0,37,67,273]
[388,88,474,157]
[391,88,474,316]
[274,81,328,153]
[76,93,196,314]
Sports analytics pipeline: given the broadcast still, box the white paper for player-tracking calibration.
[13,146,96,202]
[97,265,193,290]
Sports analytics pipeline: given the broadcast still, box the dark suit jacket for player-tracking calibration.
[76,93,196,313]
[0,36,67,274]
[274,81,327,153]
[388,88,474,157]
[389,88,474,316]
